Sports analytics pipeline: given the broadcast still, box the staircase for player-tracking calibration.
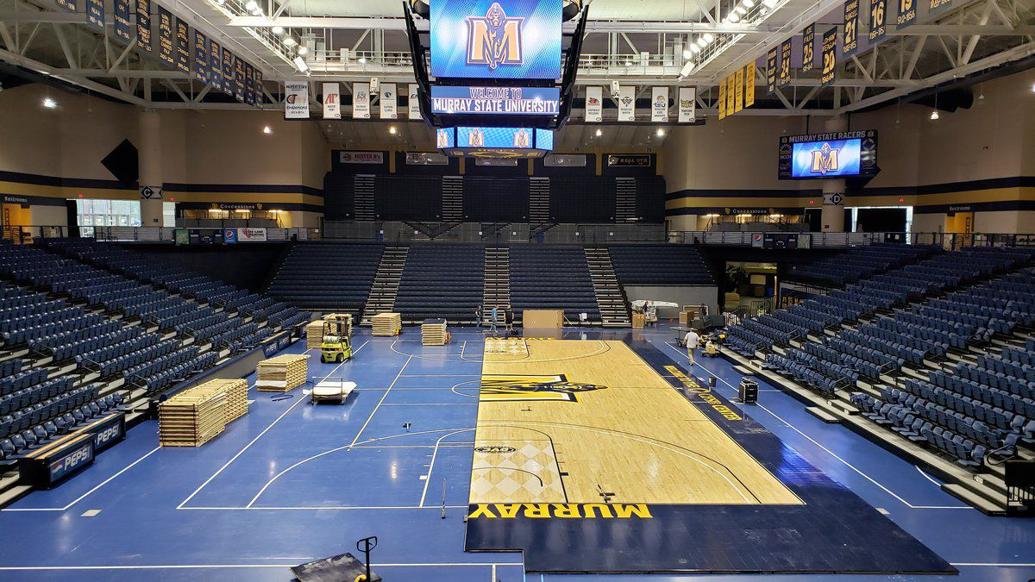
[584,247,631,327]
[361,246,408,325]
[354,174,376,221]
[442,176,464,222]
[482,247,511,324]
[615,177,637,222]
[529,177,550,225]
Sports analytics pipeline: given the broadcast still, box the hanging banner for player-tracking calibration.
[766,48,778,94]
[744,63,756,108]
[192,30,208,83]
[802,24,816,72]
[726,75,736,114]
[322,83,341,119]
[897,0,916,27]
[869,0,888,41]
[245,63,256,106]
[778,39,792,87]
[821,27,838,86]
[718,81,727,120]
[843,0,860,56]
[929,0,952,14]
[284,81,310,119]
[56,0,76,12]
[136,0,152,51]
[734,68,744,113]
[222,49,235,95]
[353,82,371,119]
[254,69,263,105]
[585,86,603,122]
[677,87,696,123]
[408,84,421,119]
[617,86,635,122]
[209,40,222,91]
[86,0,104,29]
[380,83,398,119]
[158,6,174,67]
[234,56,246,101]
[651,87,668,122]
[175,19,189,74]
[113,0,131,42]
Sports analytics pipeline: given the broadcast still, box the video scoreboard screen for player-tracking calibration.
[430,86,560,116]
[778,131,878,179]
[430,0,563,80]
[437,127,554,158]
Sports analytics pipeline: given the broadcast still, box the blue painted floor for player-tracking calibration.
[0,326,1033,581]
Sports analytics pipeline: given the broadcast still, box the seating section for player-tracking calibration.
[608,244,714,285]
[394,244,483,323]
[509,245,600,323]
[267,242,384,316]
[786,243,939,286]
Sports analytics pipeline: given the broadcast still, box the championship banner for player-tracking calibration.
[244,63,256,106]
[56,0,76,12]
[766,48,778,94]
[802,24,815,72]
[408,84,421,119]
[734,68,744,113]
[209,40,222,91]
[222,49,235,95]
[234,57,246,101]
[158,6,174,67]
[726,75,735,114]
[353,82,371,119]
[113,0,131,42]
[193,30,208,83]
[651,87,668,122]
[253,69,263,105]
[929,0,952,14]
[897,0,916,27]
[677,87,696,123]
[585,86,603,122]
[744,63,756,108]
[718,81,727,120]
[843,0,860,57]
[778,39,792,87]
[86,0,104,28]
[322,83,341,119]
[821,27,838,86]
[869,0,888,41]
[284,81,310,119]
[175,19,190,73]
[136,0,152,51]
[617,86,635,122]
[380,83,398,119]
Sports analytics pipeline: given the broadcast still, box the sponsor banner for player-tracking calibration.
[585,86,603,122]
[237,227,267,242]
[193,30,208,83]
[718,79,727,120]
[544,154,587,167]
[475,158,519,167]
[778,39,792,87]
[113,0,132,42]
[821,28,838,86]
[136,0,152,51]
[734,69,744,113]
[47,439,94,484]
[322,83,341,119]
[607,154,651,167]
[284,81,310,119]
[339,151,385,164]
[223,228,238,243]
[139,185,163,200]
[617,86,636,121]
[430,0,563,80]
[405,152,449,166]
[802,24,816,72]
[430,86,560,116]
[86,0,104,28]
[651,87,669,122]
[677,87,696,123]
[353,82,371,119]
[209,40,222,90]
[897,0,916,27]
[175,19,190,74]
[843,0,860,57]
[380,83,398,119]
[158,6,175,67]
[766,48,777,94]
[88,414,126,453]
[744,63,756,108]
[726,75,736,114]
[408,83,421,119]
[869,0,888,41]
[222,48,235,95]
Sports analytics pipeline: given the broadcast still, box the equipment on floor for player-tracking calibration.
[703,330,726,357]
[738,378,759,404]
[311,379,357,404]
[291,551,381,582]
[320,319,353,363]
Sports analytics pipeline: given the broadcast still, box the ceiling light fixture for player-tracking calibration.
[762,0,778,7]
[734,6,746,14]
[703,33,715,44]
[690,43,701,54]
[682,49,693,59]
[696,37,708,48]
[244,0,257,10]
[742,0,755,7]
[282,36,297,47]
[271,25,284,35]
[656,128,665,137]
[595,128,602,137]
[262,126,272,135]
[727,13,740,22]
[41,97,57,109]
[358,56,367,64]
[930,110,939,120]
[297,45,309,56]
[389,126,397,135]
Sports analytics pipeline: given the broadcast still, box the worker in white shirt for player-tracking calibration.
[684,328,701,365]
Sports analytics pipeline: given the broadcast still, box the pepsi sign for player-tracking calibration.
[431,0,562,80]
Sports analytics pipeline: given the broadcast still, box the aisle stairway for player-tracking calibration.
[529,177,550,225]
[442,176,464,222]
[482,247,511,324]
[361,246,408,325]
[354,174,376,221]
[584,247,631,327]
[615,177,637,222]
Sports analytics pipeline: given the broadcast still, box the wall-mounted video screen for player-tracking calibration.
[437,126,554,158]
[779,130,877,179]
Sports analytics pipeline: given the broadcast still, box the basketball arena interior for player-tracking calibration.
[2,0,1035,580]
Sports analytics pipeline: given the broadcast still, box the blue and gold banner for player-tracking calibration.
[158,6,175,67]
[136,0,152,52]
[766,48,778,94]
[245,63,256,106]
[869,0,887,42]
[897,0,916,27]
[175,19,190,73]
[86,0,104,28]
[55,0,76,12]
[193,30,208,83]
[843,0,860,56]
[821,27,837,86]
[234,56,246,102]
[209,39,222,91]
[254,69,263,105]
[777,39,792,87]
[222,48,235,95]
[113,0,132,42]
[801,24,815,73]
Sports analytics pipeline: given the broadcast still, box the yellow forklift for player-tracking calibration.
[320,314,353,363]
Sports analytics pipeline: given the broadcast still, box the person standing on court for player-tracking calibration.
[504,306,514,334]
[489,305,499,336]
[684,328,701,365]
[475,304,482,328]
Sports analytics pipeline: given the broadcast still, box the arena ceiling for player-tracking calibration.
[1,0,1033,132]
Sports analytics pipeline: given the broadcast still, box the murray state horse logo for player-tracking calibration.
[810,142,840,174]
[467,2,524,70]
[480,374,605,402]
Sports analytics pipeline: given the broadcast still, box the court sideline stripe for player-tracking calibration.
[0,562,524,571]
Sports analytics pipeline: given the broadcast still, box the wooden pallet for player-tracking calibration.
[371,312,402,336]
[191,378,249,424]
[256,354,310,392]
[305,321,325,349]
[158,391,227,447]
[421,319,450,346]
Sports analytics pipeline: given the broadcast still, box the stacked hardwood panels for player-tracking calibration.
[306,321,325,349]
[256,354,309,392]
[159,391,227,447]
[421,319,449,346]
[197,378,249,424]
[371,312,402,336]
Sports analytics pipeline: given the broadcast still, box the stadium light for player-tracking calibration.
[595,128,602,137]
[282,36,297,47]
[389,126,397,135]
[244,0,257,10]
[690,44,701,54]
[703,33,714,44]
[297,45,309,56]
[262,126,272,135]
[930,110,939,120]
[682,49,693,59]
[656,128,665,137]
[41,97,57,109]
[272,25,284,35]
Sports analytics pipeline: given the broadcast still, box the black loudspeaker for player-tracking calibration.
[101,139,139,184]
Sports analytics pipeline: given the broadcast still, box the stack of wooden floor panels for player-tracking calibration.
[421,319,449,346]
[158,378,251,447]
[305,321,325,349]
[256,354,309,392]
[371,313,402,336]
[199,378,249,424]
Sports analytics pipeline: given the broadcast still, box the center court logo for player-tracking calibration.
[811,142,840,174]
[467,2,524,70]
[480,374,605,402]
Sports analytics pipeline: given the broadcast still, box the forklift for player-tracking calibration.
[320,315,353,364]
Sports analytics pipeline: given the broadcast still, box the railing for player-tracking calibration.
[321,221,667,243]
[667,231,1035,249]
[0,225,320,244]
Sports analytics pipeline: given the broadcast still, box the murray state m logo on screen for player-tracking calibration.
[467,2,524,70]
[811,143,839,175]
